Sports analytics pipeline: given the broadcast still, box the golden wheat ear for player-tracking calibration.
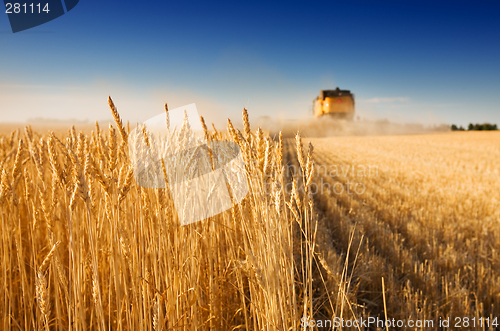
[108,96,128,143]
[165,103,169,129]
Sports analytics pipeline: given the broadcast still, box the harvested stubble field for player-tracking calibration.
[1,98,499,331]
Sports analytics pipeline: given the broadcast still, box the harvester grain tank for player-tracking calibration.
[313,88,355,119]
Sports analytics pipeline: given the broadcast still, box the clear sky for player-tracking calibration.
[1,0,499,127]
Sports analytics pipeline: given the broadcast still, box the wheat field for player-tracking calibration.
[1,98,499,330]
[0,99,323,330]
[290,131,500,329]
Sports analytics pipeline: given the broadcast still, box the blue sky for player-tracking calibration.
[1,0,499,126]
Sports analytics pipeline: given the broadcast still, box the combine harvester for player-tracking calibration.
[313,87,355,120]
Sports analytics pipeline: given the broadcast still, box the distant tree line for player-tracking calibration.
[451,123,498,131]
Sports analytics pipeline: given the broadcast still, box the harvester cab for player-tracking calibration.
[313,87,355,119]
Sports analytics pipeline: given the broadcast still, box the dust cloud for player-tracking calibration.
[253,115,450,139]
